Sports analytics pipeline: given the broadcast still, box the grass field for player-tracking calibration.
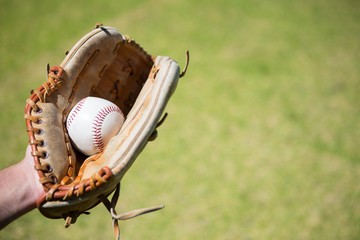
[0,0,359,239]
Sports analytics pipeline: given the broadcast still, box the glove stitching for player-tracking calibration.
[25,66,64,190]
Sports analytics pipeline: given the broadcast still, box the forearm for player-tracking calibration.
[0,153,43,229]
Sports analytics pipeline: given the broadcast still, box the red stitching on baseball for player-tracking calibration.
[92,105,122,152]
[67,98,86,129]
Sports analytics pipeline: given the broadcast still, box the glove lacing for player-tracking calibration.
[99,183,164,240]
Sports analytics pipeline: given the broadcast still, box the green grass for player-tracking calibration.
[0,0,359,239]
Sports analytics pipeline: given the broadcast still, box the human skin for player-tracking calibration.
[0,145,44,229]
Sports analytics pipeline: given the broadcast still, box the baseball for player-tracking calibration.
[66,96,125,156]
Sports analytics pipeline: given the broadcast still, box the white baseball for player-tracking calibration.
[66,96,125,156]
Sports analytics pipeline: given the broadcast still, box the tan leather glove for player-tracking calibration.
[24,24,189,239]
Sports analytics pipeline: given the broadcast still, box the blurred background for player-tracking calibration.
[0,0,359,239]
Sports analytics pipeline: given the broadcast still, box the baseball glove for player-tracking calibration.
[24,24,189,239]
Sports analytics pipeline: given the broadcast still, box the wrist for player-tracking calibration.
[0,147,44,229]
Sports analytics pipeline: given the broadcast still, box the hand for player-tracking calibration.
[0,145,44,229]
[22,145,45,197]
